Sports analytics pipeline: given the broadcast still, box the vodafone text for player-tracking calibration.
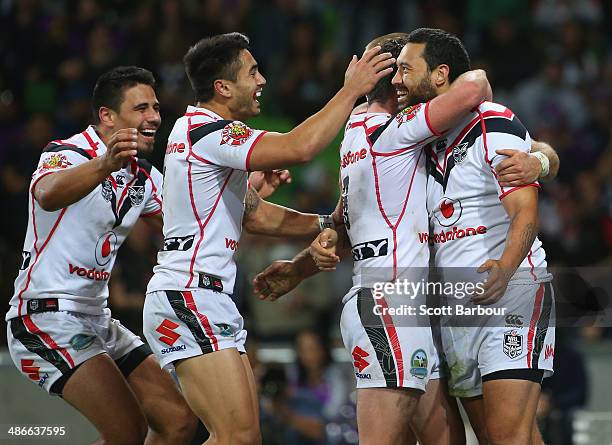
[341,149,367,169]
[418,225,487,244]
[68,264,110,281]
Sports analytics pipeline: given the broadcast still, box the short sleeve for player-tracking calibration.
[372,102,438,154]
[141,165,163,217]
[31,145,91,192]
[190,120,267,171]
[481,113,538,199]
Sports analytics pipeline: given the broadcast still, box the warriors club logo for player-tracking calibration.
[220,121,253,146]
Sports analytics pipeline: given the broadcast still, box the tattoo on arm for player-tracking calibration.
[244,186,261,215]
[519,222,537,258]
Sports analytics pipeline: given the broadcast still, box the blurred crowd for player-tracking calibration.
[0,0,611,443]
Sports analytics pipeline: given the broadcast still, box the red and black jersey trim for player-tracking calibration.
[10,317,72,375]
[530,282,553,370]
[110,158,153,228]
[357,289,399,387]
[426,113,528,191]
[189,120,233,145]
[165,290,214,355]
[43,143,93,160]
[368,118,394,145]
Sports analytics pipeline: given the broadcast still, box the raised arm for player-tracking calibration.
[247,47,395,170]
[35,129,137,211]
[426,69,491,135]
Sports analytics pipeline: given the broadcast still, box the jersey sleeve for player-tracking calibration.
[141,165,163,217]
[30,144,92,192]
[481,112,537,199]
[372,102,438,153]
[190,120,267,171]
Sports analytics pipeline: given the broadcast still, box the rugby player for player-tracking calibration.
[142,32,395,445]
[6,67,197,444]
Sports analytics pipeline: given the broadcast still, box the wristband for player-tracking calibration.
[318,214,335,231]
[532,151,550,179]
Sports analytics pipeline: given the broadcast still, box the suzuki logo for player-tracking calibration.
[156,319,181,346]
[20,359,40,381]
[352,346,370,373]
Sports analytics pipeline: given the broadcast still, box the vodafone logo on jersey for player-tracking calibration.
[95,231,118,266]
[434,198,462,227]
[341,148,367,169]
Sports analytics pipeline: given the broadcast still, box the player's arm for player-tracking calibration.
[34,129,138,211]
[242,186,337,237]
[495,141,559,187]
[475,187,539,305]
[426,69,492,135]
[141,212,163,230]
[247,47,395,170]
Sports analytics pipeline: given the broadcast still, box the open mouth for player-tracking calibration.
[253,90,262,104]
[139,129,156,141]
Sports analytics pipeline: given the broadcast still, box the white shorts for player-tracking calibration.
[442,282,555,398]
[7,310,146,394]
[341,289,436,391]
[143,289,247,370]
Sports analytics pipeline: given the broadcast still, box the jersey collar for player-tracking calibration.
[185,105,224,121]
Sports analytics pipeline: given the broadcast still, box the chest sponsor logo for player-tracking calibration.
[20,251,31,270]
[503,330,523,359]
[351,238,388,261]
[68,264,110,281]
[395,103,422,126]
[165,142,185,154]
[95,231,118,266]
[341,148,367,169]
[225,238,239,251]
[163,235,195,251]
[70,334,96,351]
[128,185,145,206]
[220,121,253,146]
[418,225,487,244]
[434,198,462,227]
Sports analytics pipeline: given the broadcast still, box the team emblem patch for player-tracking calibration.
[452,142,469,164]
[395,103,422,127]
[38,153,71,173]
[70,334,96,351]
[410,349,428,379]
[128,185,145,206]
[503,330,523,359]
[215,323,234,337]
[101,178,113,201]
[220,121,253,146]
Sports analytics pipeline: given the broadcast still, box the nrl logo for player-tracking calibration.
[452,142,469,164]
[128,185,145,206]
[220,121,253,146]
[395,103,422,127]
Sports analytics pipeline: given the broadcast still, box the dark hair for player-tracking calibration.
[184,32,251,103]
[367,33,409,104]
[407,28,470,82]
[92,66,156,122]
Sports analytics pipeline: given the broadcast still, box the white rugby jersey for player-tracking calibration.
[6,126,163,320]
[425,102,551,284]
[339,103,439,295]
[147,105,267,295]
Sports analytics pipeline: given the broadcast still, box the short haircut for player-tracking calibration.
[407,28,470,82]
[367,32,410,104]
[184,32,251,103]
[92,66,156,122]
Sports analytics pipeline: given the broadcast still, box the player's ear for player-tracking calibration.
[98,107,115,127]
[433,64,450,88]
[214,79,232,99]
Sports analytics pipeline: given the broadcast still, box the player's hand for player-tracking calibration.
[495,149,541,187]
[473,259,513,305]
[344,46,395,99]
[249,170,292,199]
[101,128,138,173]
[253,260,302,301]
[310,228,340,271]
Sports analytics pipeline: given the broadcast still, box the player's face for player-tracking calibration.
[113,84,161,154]
[392,43,438,107]
[228,49,266,120]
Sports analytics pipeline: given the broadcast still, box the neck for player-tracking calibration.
[196,99,235,120]
[437,83,450,95]
[94,124,113,147]
[367,96,396,114]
